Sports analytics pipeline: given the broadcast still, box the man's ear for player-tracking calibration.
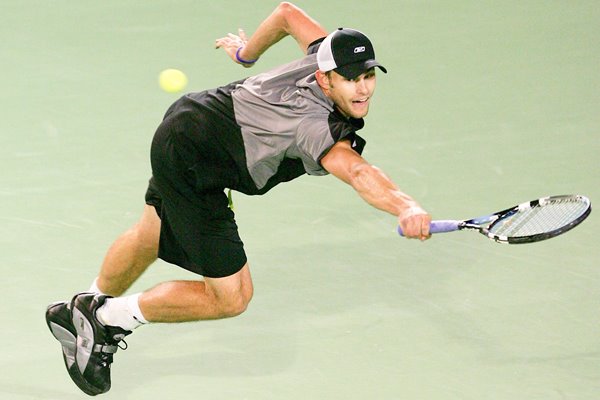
[315,70,330,90]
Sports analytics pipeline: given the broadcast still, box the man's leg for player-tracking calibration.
[95,204,161,296]
[138,263,254,322]
[46,203,160,395]
[68,249,253,396]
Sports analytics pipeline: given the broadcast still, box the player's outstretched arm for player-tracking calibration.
[321,140,432,240]
[215,2,327,67]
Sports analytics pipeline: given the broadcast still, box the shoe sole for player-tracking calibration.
[46,301,102,396]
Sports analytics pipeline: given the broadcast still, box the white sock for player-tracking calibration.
[88,278,108,296]
[96,293,149,331]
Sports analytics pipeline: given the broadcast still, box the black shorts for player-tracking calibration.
[145,107,247,278]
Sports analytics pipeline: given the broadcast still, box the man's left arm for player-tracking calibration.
[321,140,431,240]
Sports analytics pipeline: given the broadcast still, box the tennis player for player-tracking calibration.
[46,2,431,395]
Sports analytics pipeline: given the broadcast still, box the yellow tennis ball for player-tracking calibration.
[158,69,188,93]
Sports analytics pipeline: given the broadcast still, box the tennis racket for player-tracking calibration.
[398,194,591,244]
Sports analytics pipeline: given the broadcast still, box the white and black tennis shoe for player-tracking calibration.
[70,292,131,395]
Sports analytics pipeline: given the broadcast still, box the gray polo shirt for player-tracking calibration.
[232,52,366,190]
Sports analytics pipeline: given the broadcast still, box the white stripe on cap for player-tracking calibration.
[316,31,337,72]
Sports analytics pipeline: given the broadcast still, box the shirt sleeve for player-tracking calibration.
[295,116,334,175]
[306,37,326,55]
[295,114,367,175]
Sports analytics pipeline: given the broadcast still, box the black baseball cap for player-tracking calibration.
[317,28,387,80]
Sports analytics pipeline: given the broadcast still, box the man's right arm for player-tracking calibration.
[215,2,327,67]
[321,140,432,241]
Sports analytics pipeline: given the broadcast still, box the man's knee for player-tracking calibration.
[218,289,252,318]
[209,266,254,318]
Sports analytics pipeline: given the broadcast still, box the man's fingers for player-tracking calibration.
[420,216,431,240]
[400,214,432,241]
[238,28,248,41]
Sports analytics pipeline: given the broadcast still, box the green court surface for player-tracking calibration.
[2,1,598,399]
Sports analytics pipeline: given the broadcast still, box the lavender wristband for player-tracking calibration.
[235,47,258,64]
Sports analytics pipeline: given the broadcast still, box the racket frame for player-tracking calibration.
[458,195,591,244]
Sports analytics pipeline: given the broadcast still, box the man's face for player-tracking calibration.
[319,68,377,119]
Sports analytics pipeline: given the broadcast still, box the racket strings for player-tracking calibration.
[490,199,589,237]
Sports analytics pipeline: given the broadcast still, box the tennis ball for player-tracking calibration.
[158,69,188,93]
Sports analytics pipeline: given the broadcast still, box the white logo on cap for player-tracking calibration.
[354,46,366,54]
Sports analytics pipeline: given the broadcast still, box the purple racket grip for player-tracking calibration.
[397,220,461,236]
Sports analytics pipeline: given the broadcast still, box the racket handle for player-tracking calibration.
[397,220,461,236]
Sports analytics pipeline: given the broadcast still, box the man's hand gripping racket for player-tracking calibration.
[398,206,432,241]
[398,195,591,244]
